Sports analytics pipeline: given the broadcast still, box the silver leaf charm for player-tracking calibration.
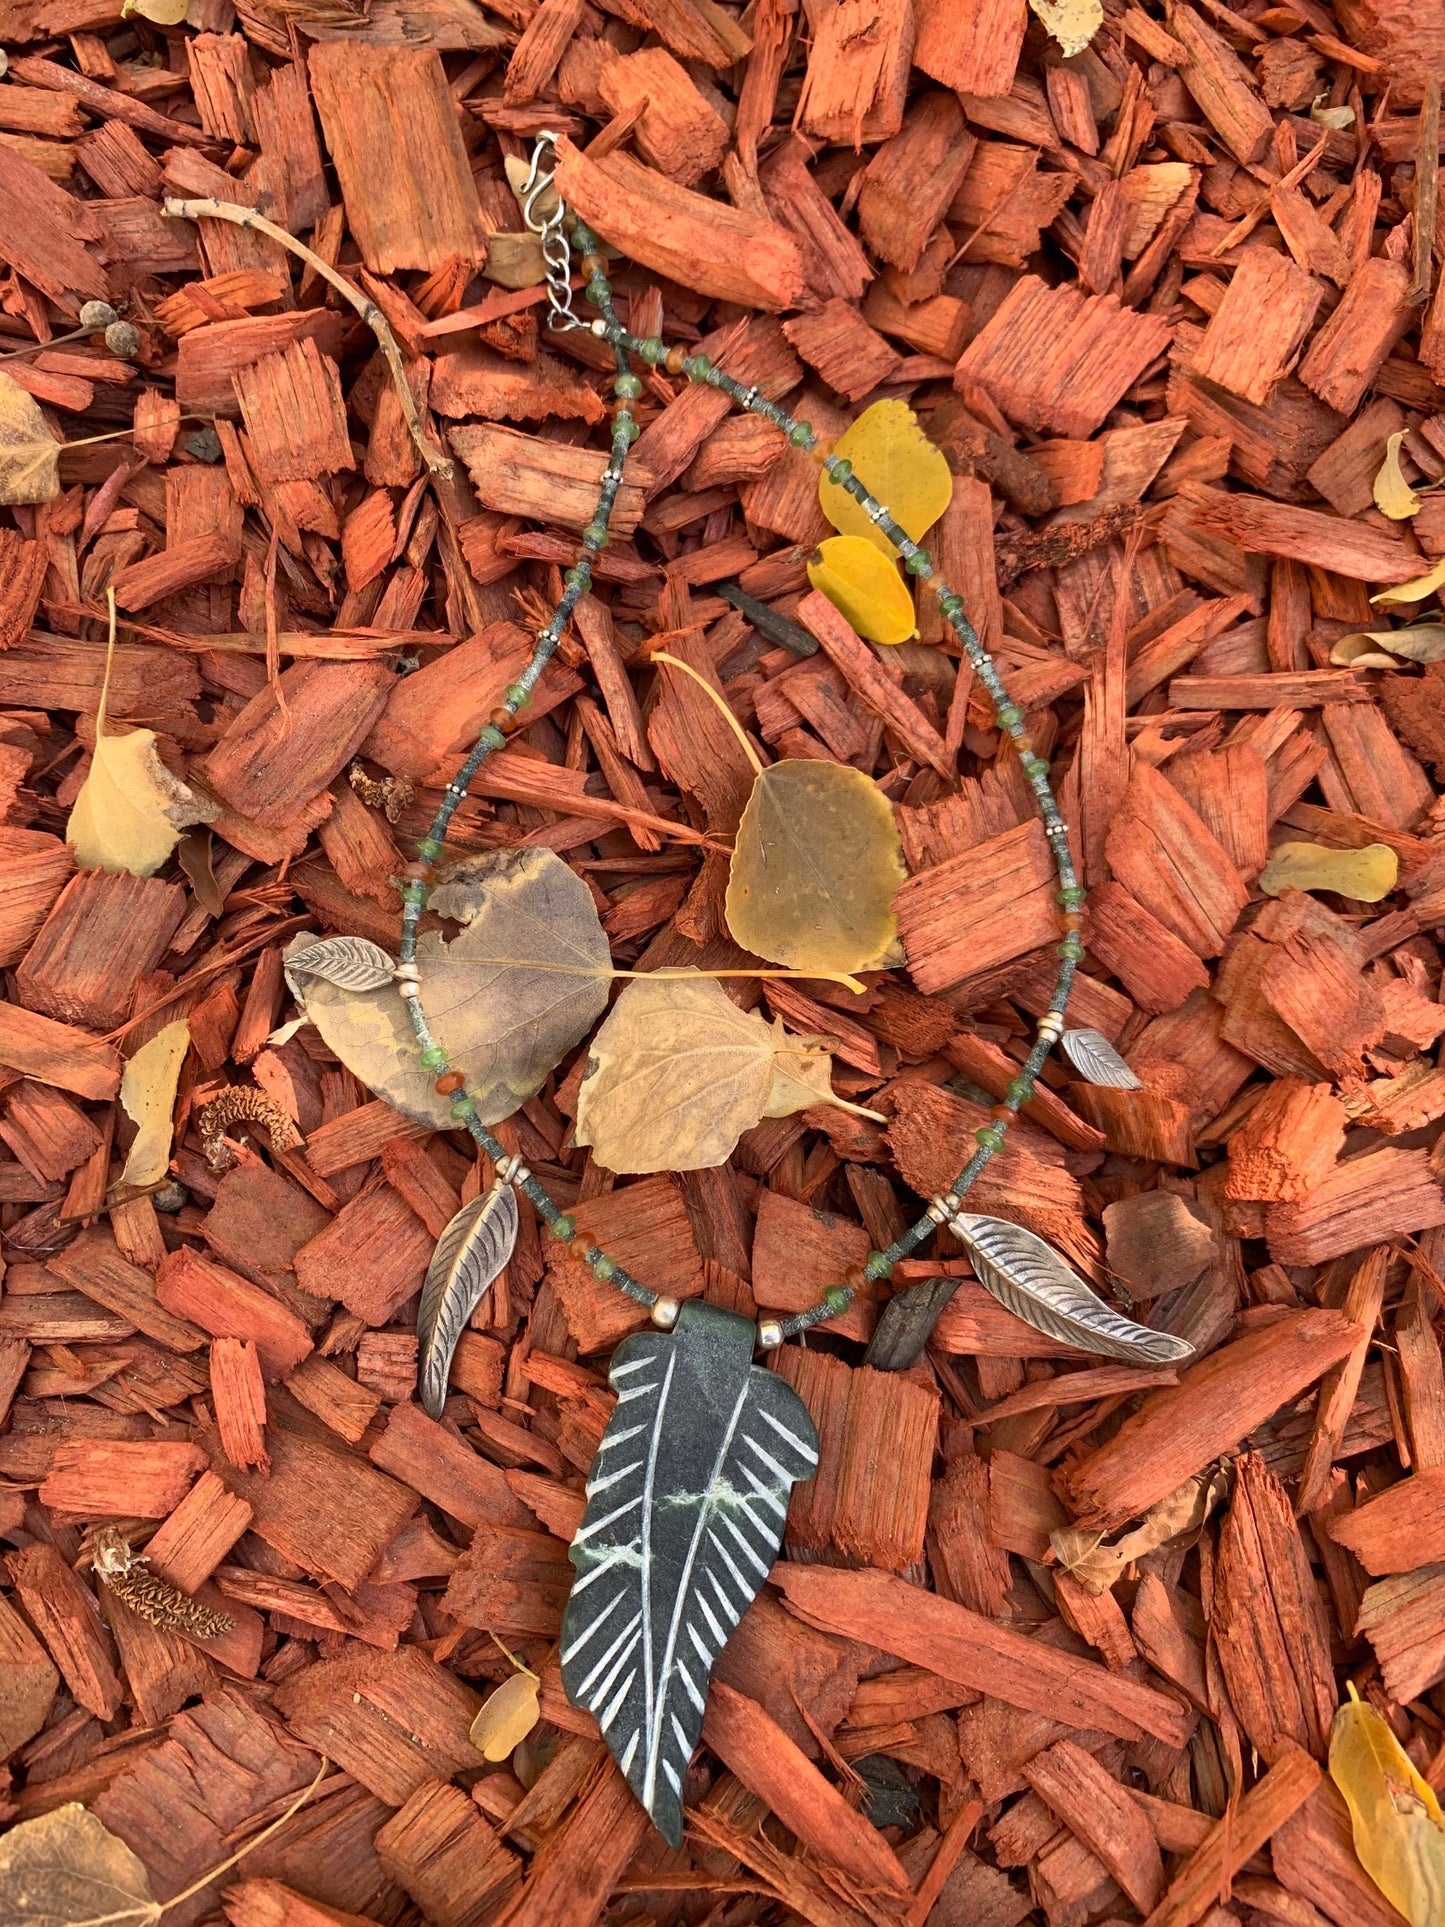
[948,1211,1194,1365]
[284,935,397,1001]
[562,1300,818,1846]
[1060,1027,1143,1090]
[417,1180,519,1417]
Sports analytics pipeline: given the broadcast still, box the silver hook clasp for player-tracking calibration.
[520,131,581,332]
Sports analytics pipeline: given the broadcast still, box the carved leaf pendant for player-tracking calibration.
[283,934,396,1000]
[416,1180,519,1418]
[948,1211,1195,1365]
[1060,1026,1143,1089]
[561,1300,819,1846]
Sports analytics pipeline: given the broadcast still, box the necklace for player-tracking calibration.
[364,133,1190,1845]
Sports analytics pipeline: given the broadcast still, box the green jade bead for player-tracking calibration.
[788,421,814,447]
[614,371,643,399]
[449,1093,478,1121]
[550,1213,576,1242]
[419,1046,447,1072]
[503,681,529,709]
[591,1253,616,1281]
[975,1124,1007,1152]
[823,1284,850,1314]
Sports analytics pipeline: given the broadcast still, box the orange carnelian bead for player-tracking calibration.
[434,1071,465,1096]
[488,706,513,729]
[844,1265,868,1292]
[665,345,687,375]
[399,860,432,882]
[990,1103,1014,1124]
[569,1230,595,1259]
[1059,910,1085,933]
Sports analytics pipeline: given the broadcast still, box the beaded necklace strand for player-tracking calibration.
[390,147,1082,1354]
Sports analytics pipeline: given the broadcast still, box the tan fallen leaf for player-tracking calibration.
[1258,839,1399,903]
[1330,634,1407,670]
[1332,1688,1445,1926]
[122,0,189,19]
[726,757,906,978]
[1373,431,1422,520]
[575,974,871,1173]
[0,367,61,505]
[67,594,218,877]
[0,1803,160,1927]
[1051,1466,1226,1594]
[1029,0,1103,57]
[470,1669,541,1761]
[117,1019,190,1190]
[1372,556,1445,606]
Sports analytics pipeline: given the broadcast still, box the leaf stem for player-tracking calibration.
[158,1754,331,1913]
[160,196,452,480]
[651,650,765,778]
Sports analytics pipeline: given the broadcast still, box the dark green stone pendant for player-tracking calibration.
[559,1300,819,1846]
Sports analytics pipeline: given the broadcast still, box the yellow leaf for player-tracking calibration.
[1374,431,1422,520]
[818,399,952,557]
[1330,1691,1445,1927]
[1257,840,1399,903]
[118,1019,190,1190]
[807,535,917,644]
[575,975,860,1173]
[0,368,61,506]
[1372,556,1445,606]
[1029,0,1102,56]
[122,0,189,19]
[726,759,905,977]
[67,726,217,876]
[0,1801,161,1927]
[470,1670,541,1762]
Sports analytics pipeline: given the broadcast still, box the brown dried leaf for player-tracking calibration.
[1051,1466,1227,1593]
[0,369,61,506]
[0,1802,160,1927]
[117,1018,190,1190]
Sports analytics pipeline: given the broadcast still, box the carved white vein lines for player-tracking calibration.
[559,1301,820,1846]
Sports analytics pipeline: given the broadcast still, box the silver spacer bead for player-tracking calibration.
[866,500,889,524]
[925,1195,954,1225]
[757,1319,784,1350]
[496,1153,530,1186]
[396,979,421,999]
[1046,820,1071,838]
[651,1296,681,1330]
[591,318,608,336]
[1037,1011,1065,1041]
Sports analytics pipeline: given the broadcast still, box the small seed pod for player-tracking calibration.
[79,299,119,331]
[105,320,141,359]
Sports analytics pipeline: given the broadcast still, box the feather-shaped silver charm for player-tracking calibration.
[1060,1026,1143,1090]
[948,1211,1194,1365]
[417,1180,519,1417]
[561,1300,818,1847]
[284,935,396,1001]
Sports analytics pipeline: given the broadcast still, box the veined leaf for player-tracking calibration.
[1372,556,1445,606]
[726,759,905,977]
[560,1300,819,1847]
[1060,1027,1142,1090]
[417,1180,518,1418]
[575,974,867,1174]
[288,848,612,1131]
[0,1803,160,1927]
[806,535,917,644]
[1331,1689,1445,1926]
[948,1212,1196,1364]
[817,399,952,558]
[0,369,61,505]
[117,1019,190,1190]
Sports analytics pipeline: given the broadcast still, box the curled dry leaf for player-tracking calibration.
[1257,840,1399,903]
[575,974,868,1173]
[806,535,917,644]
[1029,0,1102,55]
[470,1667,542,1762]
[817,399,952,558]
[726,759,905,978]
[1372,556,1445,607]
[288,848,611,1131]
[0,368,61,505]
[1331,624,1445,666]
[0,1801,161,1927]
[1373,432,1422,520]
[1331,1688,1445,1926]
[1310,93,1356,129]
[117,1019,190,1190]
[1050,1466,1226,1594]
